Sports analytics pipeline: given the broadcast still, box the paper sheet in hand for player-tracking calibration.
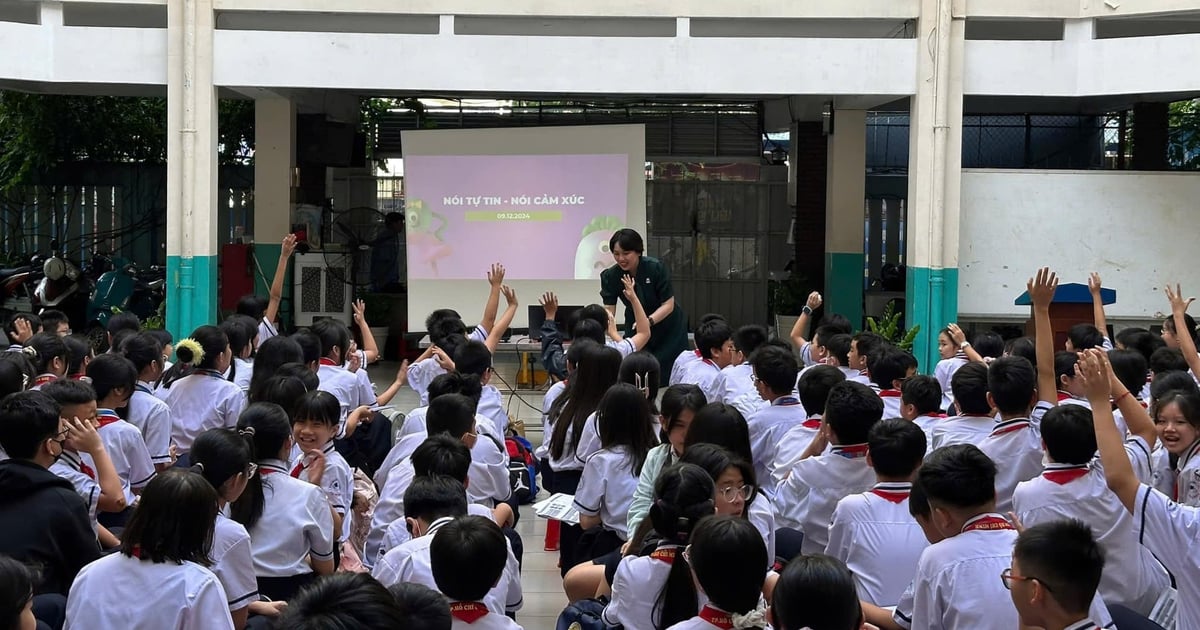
[533,493,580,525]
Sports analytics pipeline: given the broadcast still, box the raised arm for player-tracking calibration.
[479,263,505,334]
[789,292,823,349]
[1088,272,1109,343]
[264,234,297,329]
[1029,267,1060,405]
[1166,284,1200,377]
[484,286,517,354]
[947,323,985,364]
[1111,358,1157,451]
[352,299,380,364]
[622,275,652,351]
[1080,349,1139,511]
[373,360,409,406]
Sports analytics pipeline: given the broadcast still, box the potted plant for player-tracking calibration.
[865,301,920,351]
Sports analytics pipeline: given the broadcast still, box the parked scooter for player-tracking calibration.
[35,246,88,326]
[84,255,165,348]
[0,257,38,317]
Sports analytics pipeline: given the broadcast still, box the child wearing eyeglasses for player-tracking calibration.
[1006,520,1107,630]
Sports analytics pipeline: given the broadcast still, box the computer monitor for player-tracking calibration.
[527,304,584,341]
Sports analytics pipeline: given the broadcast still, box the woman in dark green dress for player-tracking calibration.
[600,229,688,385]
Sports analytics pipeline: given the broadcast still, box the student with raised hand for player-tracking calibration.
[604,463,714,630]
[775,381,882,557]
[768,555,868,630]
[1086,345,1200,630]
[230,402,335,601]
[1012,396,1168,617]
[666,515,768,630]
[788,291,824,367]
[934,327,970,411]
[431,516,523,630]
[235,233,297,350]
[160,326,247,465]
[274,573,406,630]
[1006,520,1108,630]
[119,332,174,470]
[64,469,235,630]
[626,384,706,539]
[826,419,928,608]
[0,392,100,597]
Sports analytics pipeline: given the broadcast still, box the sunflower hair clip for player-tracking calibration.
[175,338,205,366]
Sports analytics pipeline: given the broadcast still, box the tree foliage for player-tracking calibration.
[0,92,254,191]
[1168,99,1200,170]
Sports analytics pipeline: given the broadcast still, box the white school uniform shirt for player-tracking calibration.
[372,516,523,615]
[397,405,430,441]
[877,388,903,419]
[535,380,567,460]
[354,363,377,406]
[607,337,637,358]
[847,368,873,387]
[246,459,335,577]
[257,318,278,349]
[912,413,945,454]
[374,432,427,489]
[210,513,259,612]
[317,360,363,420]
[51,451,100,525]
[774,443,876,555]
[477,384,508,437]
[96,410,156,504]
[1133,484,1200,630]
[574,446,639,540]
[976,413,1048,514]
[898,514,1112,630]
[720,363,768,419]
[745,396,806,497]
[163,370,247,454]
[748,493,777,563]
[382,503,496,556]
[291,442,354,541]
[128,383,172,465]
[668,349,701,386]
[826,482,928,607]
[934,355,968,411]
[64,553,234,630]
[448,603,524,630]
[1174,439,1200,506]
[603,544,709,630]
[929,414,995,450]
[547,412,595,473]
[1013,455,1169,616]
[677,354,726,404]
[228,357,253,392]
[769,418,822,489]
[409,326,489,404]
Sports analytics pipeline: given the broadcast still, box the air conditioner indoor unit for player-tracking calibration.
[293,252,352,326]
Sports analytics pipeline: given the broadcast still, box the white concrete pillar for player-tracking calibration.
[166,0,219,338]
[251,97,296,299]
[824,110,868,327]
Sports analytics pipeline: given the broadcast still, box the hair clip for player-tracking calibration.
[190,462,205,474]
[238,427,256,437]
[175,338,205,366]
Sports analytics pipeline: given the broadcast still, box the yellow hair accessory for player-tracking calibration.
[175,338,205,366]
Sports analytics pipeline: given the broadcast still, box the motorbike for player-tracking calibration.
[0,257,38,318]
[84,255,165,347]
[35,248,88,325]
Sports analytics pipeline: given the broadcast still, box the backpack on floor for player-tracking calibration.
[556,596,620,630]
[505,435,538,504]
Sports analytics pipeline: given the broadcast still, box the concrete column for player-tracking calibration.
[905,0,965,371]
[252,98,296,307]
[790,122,828,295]
[1132,102,1170,171]
[824,110,867,329]
[166,0,219,340]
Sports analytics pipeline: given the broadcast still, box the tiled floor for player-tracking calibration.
[368,357,565,630]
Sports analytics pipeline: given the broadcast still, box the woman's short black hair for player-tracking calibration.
[86,354,138,403]
[120,468,218,566]
[660,384,707,433]
[688,515,767,616]
[609,228,644,255]
[190,428,253,495]
[0,554,37,630]
[277,573,405,629]
[248,336,305,402]
[771,554,862,630]
[119,331,163,375]
[430,515,508,602]
[388,583,450,630]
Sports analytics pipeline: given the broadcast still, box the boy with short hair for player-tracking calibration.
[744,345,805,496]
[373,477,522,617]
[819,333,858,382]
[432,516,523,630]
[847,331,885,385]
[5,312,40,350]
[771,365,845,487]
[1007,520,1107,630]
[775,381,883,555]
[0,391,100,595]
[900,375,944,449]
[868,348,918,418]
[452,340,509,438]
[669,313,726,386]
[40,309,70,336]
[826,418,928,607]
[929,363,994,450]
[721,324,771,418]
[976,356,1049,513]
[677,317,735,403]
[1054,351,1091,408]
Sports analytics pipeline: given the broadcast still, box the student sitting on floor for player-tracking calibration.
[431,516,523,630]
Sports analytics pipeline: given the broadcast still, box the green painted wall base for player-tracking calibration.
[905,265,960,372]
[166,255,218,343]
[825,252,865,330]
[250,243,292,330]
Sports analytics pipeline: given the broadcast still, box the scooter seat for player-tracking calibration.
[0,266,31,279]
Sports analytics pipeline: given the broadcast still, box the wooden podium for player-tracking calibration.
[1014,283,1115,348]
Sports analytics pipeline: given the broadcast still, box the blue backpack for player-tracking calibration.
[556,596,620,630]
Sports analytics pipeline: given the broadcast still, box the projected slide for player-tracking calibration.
[404,154,629,281]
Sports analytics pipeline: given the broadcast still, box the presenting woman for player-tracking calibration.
[600,229,688,386]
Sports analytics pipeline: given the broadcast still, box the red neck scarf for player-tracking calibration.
[698,605,734,629]
[1042,465,1089,485]
[961,513,1015,533]
[449,602,488,624]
